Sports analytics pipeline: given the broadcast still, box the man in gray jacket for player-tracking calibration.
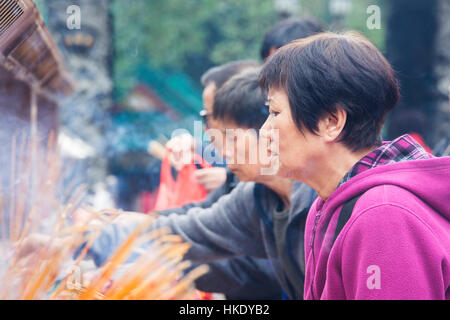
[158,61,281,300]
[86,69,317,300]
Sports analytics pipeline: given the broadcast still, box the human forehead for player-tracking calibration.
[202,83,217,102]
[203,82,217,95]
[266,88,288,105]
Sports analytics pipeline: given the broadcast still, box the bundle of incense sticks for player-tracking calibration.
[0,132,208,300]
[50,219,209,300]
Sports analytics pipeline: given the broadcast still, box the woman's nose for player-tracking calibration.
[260,116,274,140]
[260,115,271,132]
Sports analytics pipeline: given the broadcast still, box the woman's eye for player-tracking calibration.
[270,111,280,117]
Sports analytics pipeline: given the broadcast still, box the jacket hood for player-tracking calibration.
[320,156,450,221]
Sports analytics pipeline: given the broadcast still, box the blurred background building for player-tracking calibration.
[0,0,72,192]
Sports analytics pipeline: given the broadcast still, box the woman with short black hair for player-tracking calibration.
[260,32,450,299]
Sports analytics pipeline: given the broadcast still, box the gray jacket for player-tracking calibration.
[158,169,282,300]
[87,181,317,299]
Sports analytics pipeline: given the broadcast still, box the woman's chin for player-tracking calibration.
[259,154,280,176]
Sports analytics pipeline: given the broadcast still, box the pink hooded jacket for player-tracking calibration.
[304,154,450,299]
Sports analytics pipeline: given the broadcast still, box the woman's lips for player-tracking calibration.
[268,143,278,156]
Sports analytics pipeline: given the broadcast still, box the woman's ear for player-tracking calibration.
[318,106,347,143]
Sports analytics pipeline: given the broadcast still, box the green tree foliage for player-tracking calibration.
[111,0,279,99]
[111,0,387,99]
[344,0,386,50]
[112,0,281,66]
[300,0,385,49]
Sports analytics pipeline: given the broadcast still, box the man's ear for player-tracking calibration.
[317,106,347,143]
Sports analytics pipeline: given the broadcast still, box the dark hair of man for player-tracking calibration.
[259,32,400,152]
[260,17,324,60]
[213,68,269,131]
[200,60,260,89]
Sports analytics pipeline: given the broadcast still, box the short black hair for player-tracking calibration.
[213,68,269,131]
[260,32,400,151]
[260,17,324,60]
[201,60,259,89]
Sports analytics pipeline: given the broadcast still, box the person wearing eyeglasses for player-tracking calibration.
[165,60,260,199]
[156,61,284,300]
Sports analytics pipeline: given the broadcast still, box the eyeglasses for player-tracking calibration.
[199,109,211,128]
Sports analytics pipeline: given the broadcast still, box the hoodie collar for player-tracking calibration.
[315,134,432,211]
[339,134,432,187]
